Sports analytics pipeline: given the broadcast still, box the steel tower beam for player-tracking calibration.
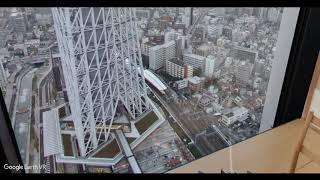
[52,8,150,157]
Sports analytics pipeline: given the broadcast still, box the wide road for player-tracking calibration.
[14,68,37,165]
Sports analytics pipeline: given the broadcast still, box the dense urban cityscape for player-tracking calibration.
[0,7,283,173]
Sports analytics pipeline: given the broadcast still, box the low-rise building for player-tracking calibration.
[187,76,205,93]
[199,97,212,108]
[166,58,193,79]
[221,106,249,126]
[174,79,189,90]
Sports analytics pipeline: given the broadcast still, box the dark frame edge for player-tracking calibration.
[0,88,25,173]
[274,7,320,127]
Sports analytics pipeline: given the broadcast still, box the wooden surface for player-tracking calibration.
[289,112,314,172]
[168,119,320,173]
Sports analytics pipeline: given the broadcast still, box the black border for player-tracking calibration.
[273,7,320,127]
[0,87,25,173]
[0,0,319,7]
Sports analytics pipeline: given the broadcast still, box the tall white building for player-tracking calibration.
[164,31,185,58]
[141,41,157,56]
[204,55,215,77]
[10,11,27,33]
[149,45,163,70]
[149,40,175,70]
[183,53,206,70]
[52,8,150,157]
[235,61,254,84]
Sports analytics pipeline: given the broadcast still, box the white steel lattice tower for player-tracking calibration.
[52,8,150,157]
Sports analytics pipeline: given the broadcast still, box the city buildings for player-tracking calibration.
[35,13,53,26]
[267,8,281,23]
[207,24,223,38]
[195,43,213,57]
[136,9,150,19]
[141,41,157,56]
[0,7,288,174]
[235,60,254,84]
[204,55,216,77]
[222,26,233,40]
[0,29,9,48]
[221,106,249,126]
[174,79,189,90]
[187,76,205,93]
[182,8,192,27]
[149,45,164,70]
[164,30,186,58]
[231,45,258,63]
[166,58,193,79]
[254,58,266,75]
[208,8,226,16]
[149,40,175,70]
[10,10,27,33]
[183,53,206,70]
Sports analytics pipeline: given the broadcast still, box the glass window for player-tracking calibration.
[0,7,300,173]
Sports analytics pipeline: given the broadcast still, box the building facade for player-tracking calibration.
[149,40,175,70]
[166,58,193,79]
[204,55,216,77]
[183,53,206,70]
[221,107,249,126]
[235,60,254,84]
[188,76,205,93]
[10,11,27,33]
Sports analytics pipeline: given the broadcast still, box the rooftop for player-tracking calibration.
[168,58,185,67]
[183,53,206,60]
[43,108,63,157]
[197,44,212,51]
[143,69,167,91]
[188,76,205,84]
